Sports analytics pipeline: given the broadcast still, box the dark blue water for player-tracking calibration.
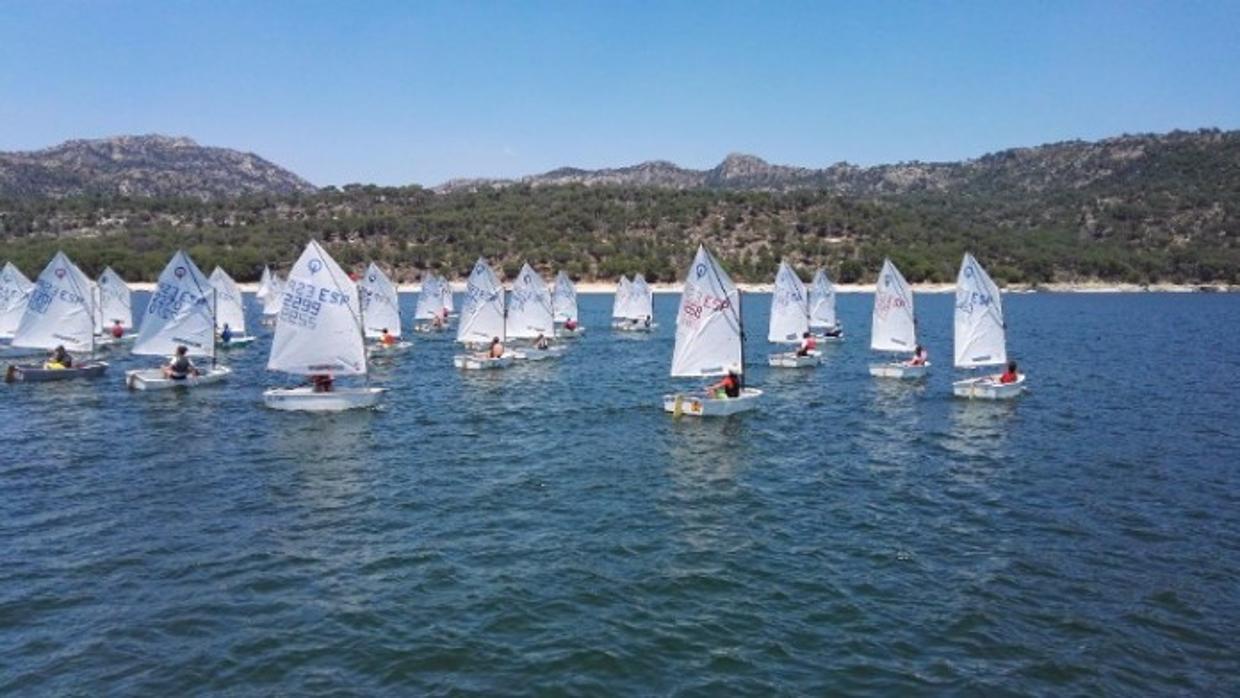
[2,292,1238,695]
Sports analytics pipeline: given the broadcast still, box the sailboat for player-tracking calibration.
[453,258,514,370]
[256,266,284,325]
[360,262,410,352]
[209,267,256,347]
[611,275,632,329]
[663,245,762,416]
[768,261,820,368]
[94,267,135,344]
[439,274,456,317]
[809,268,844,340]
[615,274,656,331]
[506,263,564,361]
[952,253,1026,399]
[0,262,33,342]
[5,252,108,382]
[552,270,585,338]
[126,251,232,390]
[868,258,927,379]
[413,273,448,332]
[263,241,385,411]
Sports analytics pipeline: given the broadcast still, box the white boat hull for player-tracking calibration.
[663,388,763,417]
[367,341,413,356]
[453,354,515,370]
[810,331,844,342]
[512,346,566,361]
[555,327,585,339]
[612,321,656,332]
[768,351,821,368]
[94,333,137,348]
[869,362,929,379]
[953,374,1026,400]
[414,324,448,333]
[6,361,109,382]
[263,386,386,411]
[217,335,257,348]
[126,366,232,391]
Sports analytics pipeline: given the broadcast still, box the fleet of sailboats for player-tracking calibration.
[126,251,232,390]
[1,247,1028,405]
[263,241,385,411]
[868,258,926,379]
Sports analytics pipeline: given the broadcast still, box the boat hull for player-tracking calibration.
[262,386,385,411]
[612,321,656,332]
[453,354,515,370]
[217,335,256,348]
[663,388,763,417]
[368,341,413,356]
[768,351,821,368]
[555,327,585,339]
[6,361,109,382]
[953,374,1026,400]
[126,366,232,391]
[413,324,448,333]
[869,362,929,379]
[512,346,566,361]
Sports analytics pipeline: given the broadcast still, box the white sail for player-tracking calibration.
[97,267,133,330]
[808,269,838,329]
[870,258,916,353]
[627,274,654,320]
[671,245,743,377]
[954,253,1007,368]
[768,261,809,343]
[360,262,402,337]
[506,263,554,338]
[414,274,442,320]
[0,262,35,339]
[456,258,507,344]
[256,266,273,301]
[439,274,454,314]
[133,251,216,358]
[552,271,578,322]
[268,241,367,376]
[209,267,247,333]
[262,273,285,316]
[12,251,97,352]
[612,276,631,319]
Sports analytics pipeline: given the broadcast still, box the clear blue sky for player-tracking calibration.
[2,1,1237,186]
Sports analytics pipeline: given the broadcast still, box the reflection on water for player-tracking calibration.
[859,379,925,471]
[943,399,1017,463]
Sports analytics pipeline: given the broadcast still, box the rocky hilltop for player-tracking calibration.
[436,129,1238,197]
[0,135,318,199]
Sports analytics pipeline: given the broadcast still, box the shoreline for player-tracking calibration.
[125,281,1234,294]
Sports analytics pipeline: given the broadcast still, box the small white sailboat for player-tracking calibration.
[868,258,926,379]
[809,268,844,340]
[453,258,514,370]
[256,266,284,325]
[952,253,1026,399]
[126,251,232,390]
[614,274,656,331]
[0,262,33,342]
[507,263,564,361]
[6,252,108,381]
[610,275,632,329]
[93,266,135,344]
[552,270,585,338]
[360,262,410,352]
[263,241,384,411]
[209,267,256,348]
[413,274,449,332]
[663,245,761,417]
[767,261,820,368]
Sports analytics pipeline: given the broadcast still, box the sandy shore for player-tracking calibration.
[125,281,1233,294]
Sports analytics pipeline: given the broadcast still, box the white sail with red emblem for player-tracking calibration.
[870,258,916,354]
[671,245,742,377]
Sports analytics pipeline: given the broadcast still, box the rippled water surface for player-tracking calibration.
[3,292,1239,695]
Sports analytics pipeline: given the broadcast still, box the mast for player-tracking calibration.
[211,287,218,367]
[737,288,745,389]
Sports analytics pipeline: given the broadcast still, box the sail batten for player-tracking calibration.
[671,245,742,377]
[954,253,1007,368]
[267,241,367,376]
[870,258,917,353]
[133,251,216,358]
[768,261,808,343]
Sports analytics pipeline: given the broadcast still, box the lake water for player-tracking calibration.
[2,292,1238,695]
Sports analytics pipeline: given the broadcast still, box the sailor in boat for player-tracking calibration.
[45,345,73,370]
[906,345,928,367]
[997,361,1019,384]
[163,345,201,380]
[643,315,652,329]
[534,333,550,350]
[705,368,742,399]
[431,313,445,330]
[821,325,842,338]
[379,327,398,347]
[476,336,504,361]
[796,332,817,357]
[220,323,234,346]
[311,374,334,392]
[564,317,578,332]
[109,320,125,339]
